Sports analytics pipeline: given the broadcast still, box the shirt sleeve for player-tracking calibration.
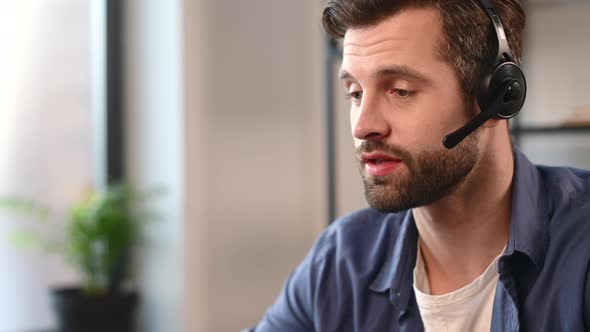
[584,257,590,329]
[246,236,332,332]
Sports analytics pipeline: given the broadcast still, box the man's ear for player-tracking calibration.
[473,100,504,128]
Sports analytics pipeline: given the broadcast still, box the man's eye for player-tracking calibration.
[391,88,414,98]
[346,91,363,101]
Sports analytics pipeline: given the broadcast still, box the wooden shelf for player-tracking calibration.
[525,0,588,9]
[511,125,590,135]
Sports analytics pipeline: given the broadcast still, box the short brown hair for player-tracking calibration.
[322,0,525,102]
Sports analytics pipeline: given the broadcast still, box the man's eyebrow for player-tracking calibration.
[338,65,432,84]
[338,70,355,81]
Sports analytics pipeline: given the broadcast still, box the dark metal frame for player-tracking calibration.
[325,37,339,224]
[105,0,125,184]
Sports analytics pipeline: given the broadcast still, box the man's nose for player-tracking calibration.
[351,95,390,141]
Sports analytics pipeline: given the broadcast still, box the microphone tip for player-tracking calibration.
[442,135,457,149]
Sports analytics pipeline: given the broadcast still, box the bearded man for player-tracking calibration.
[248,1,590,331]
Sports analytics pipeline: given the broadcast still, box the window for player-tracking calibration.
[0,1,94,330]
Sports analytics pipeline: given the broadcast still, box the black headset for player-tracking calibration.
[442,0,527,149]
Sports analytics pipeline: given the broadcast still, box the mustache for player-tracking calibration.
[355,141,413,162]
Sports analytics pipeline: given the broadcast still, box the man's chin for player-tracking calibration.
[364,175,393,186]
[363,176,468,213]
[362,183,416,213]
[370,204,412,214]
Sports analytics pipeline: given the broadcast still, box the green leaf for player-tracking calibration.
[2,183,163,292]
[0,197,50,221]
[6,231,43,250]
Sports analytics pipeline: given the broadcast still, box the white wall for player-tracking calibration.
[520,1,590,168]
[126,1,326,331]
[523,1,590,125]
[193,2,326,329]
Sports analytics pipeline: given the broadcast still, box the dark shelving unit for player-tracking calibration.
[511,122,590,146]
[511,125,590,135]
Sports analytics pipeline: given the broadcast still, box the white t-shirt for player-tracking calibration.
[413,243,505,332]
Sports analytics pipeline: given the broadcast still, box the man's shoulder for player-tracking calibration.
[538,163,590,192]
[535,164,590,248]
[537,164,590,208]
[310,208,407,264]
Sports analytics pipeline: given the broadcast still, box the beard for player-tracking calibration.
[358,131,479,213]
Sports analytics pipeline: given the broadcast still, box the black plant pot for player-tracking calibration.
[50,287,139,332]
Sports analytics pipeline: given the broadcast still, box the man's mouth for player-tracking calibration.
[361,152,403,176]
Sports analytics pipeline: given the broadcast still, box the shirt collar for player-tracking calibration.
[368,147,550,309]
[369,210,418,311]
[504,147,550,271]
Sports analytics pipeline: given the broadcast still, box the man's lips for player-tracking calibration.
[360,152,403,176]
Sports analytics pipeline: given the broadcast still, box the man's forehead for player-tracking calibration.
[342,7,442,55]
[340,7,447,79]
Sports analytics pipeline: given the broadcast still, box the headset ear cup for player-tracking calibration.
[443,0,526,150]
[478,62,527,119]
[477,70,493,115]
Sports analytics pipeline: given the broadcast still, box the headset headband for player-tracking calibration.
[476,0,514,62]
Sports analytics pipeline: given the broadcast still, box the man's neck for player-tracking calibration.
[412,144,514,295]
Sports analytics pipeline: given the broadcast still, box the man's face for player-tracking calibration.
[339,7,480,213]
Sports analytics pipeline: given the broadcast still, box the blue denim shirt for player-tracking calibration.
[248,149,590,331]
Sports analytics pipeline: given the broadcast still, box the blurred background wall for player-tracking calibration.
[519,1,590,167]
[124,1,327,331]
[0,1,589,332]
[0,1,90,330]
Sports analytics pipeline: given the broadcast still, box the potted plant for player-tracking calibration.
[0,183,160,332]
